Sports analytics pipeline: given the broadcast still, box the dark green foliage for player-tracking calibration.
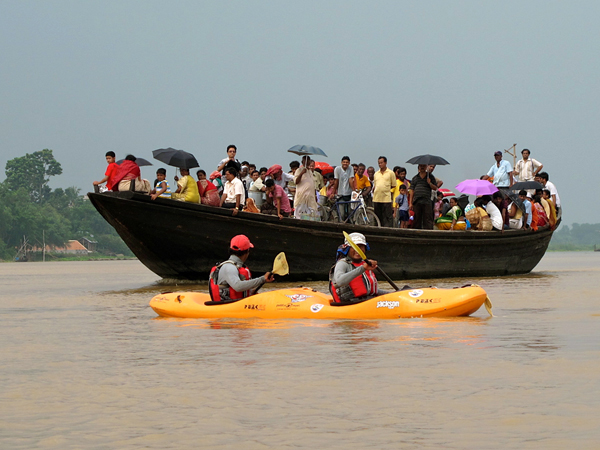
[1,150,133,260]
[549,223,600,251]
[5,149,62,203]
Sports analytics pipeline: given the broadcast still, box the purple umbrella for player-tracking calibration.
[455,179,499,196]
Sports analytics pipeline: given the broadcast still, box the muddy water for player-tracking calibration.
[1,253,599,449]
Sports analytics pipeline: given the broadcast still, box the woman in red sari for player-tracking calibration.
[112,155,141,192]
[196,169,220,206]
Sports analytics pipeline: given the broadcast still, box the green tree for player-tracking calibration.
[5,149,63,203]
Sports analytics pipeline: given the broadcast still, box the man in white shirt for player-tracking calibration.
[220,167,245,216]
[513,148,543,182]
[482,195,503,231]
[536,172,561,210]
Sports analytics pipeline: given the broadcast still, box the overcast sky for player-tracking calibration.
[1,0,597,225]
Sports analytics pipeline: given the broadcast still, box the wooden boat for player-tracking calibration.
[149,285,489,319]
[88,191,557,281]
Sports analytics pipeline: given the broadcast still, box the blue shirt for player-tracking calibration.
[523,199,532,226]
[487,160,513,187]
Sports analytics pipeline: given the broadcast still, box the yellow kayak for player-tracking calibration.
[149,285,490,319]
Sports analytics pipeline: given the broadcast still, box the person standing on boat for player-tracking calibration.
[513,148,543,183]
[293,156,319,220]
[372,156,396,227]
[408,164,437,229]
[330,233,387,303]
[483,151,513,189]
[209,235,275,302]
[330,156,355,221]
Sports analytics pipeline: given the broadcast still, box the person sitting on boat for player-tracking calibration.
[265,164,294,197]
[171,168,200,203]
[93,151,119,192]
[196,169,220,206]
[261,178,292,219]
[151,168,171,200]
[112,154,142,192]
[220,167,245,215]
[329,233,387,303]
[435,197,466,230]
[209,235,275,302]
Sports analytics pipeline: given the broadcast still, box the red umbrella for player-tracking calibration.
[438,188,456,197]
[314,161,334,175]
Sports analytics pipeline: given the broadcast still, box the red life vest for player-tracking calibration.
[329,259,378,303]
[209,260,252,302]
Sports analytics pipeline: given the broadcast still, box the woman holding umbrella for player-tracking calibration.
[172,168,200,203]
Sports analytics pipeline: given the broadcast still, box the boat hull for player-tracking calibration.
[89,191,555,281]
[149,286,488,319]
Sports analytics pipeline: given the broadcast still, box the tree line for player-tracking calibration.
[0,149,132,260]
[549,223,600,251]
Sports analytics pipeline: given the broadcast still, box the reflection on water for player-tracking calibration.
[1,254,599,449]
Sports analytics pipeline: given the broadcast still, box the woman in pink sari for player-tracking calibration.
[196,169,220,206]
[533,195,548,227]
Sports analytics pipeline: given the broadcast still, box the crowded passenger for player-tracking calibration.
[197,169,220,206]
[93,151,119,192]
[217,145,242,176]
[150,168,171,200]
[293,156,319,220]
[513,148,543,183]
[481,195,503,231]
[408,164,437,229]
[261,178,292,219]
[393,184,410,228]
[435,197,466,230]
[518,190,533,229]
[372,156,396,227]
[112,155,146,192]
[220,167,245,215]
[331,156,355,221]
[248,170,266,207]
[483,151,513,189]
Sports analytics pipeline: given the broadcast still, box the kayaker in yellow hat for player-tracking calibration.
[329,232,388,303]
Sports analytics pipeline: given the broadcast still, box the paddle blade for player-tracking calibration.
[343,231,367,260]
[272,252,289,276]
[484,296,494,317]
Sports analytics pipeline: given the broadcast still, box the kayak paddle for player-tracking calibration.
[343,231,400,291]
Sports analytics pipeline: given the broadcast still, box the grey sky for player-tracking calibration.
[1,1,598,225]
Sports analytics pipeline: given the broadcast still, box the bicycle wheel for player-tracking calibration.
[327,208,340,222]
[354,208,381,227]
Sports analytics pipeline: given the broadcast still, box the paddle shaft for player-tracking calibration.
[363,258,400,291]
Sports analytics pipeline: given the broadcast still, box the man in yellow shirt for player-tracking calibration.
[372,156,396,227]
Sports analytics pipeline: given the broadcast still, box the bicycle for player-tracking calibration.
[321,190,381,227]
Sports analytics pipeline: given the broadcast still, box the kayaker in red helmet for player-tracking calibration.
[329,232,388,303]
[209,235,275,302]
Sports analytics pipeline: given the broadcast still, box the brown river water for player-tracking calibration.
[1,252,599,449]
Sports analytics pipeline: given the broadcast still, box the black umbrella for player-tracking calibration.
[501,189,526,213]
[510,181,544,191]
[116,157,153,167]
[152,148,199,169]
[406,154,450,166]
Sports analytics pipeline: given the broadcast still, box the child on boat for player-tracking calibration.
[93,151,119,192]
[151,168,171,200]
